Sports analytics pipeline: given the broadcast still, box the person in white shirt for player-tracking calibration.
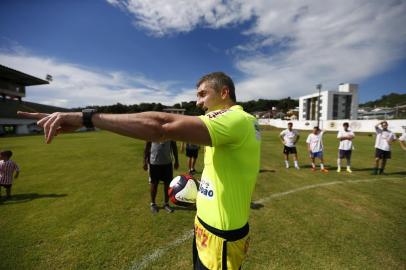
[337,122,355,173]
[306,126,328,172]
[373,121,397,175]
[279,122,300,169]
[398,131,406,151]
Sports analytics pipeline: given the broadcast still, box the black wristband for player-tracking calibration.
[82,108,97,128]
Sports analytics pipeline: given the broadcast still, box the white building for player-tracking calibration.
[299,83,358,121]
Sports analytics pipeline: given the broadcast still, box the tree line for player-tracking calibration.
[74,97,299,115]
[71,92,405,116]
[359,93,406,108]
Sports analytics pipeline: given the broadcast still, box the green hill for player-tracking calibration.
[360,92,406,108]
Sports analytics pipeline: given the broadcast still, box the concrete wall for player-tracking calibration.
[260,119,406,134]
[320,91,329,120]
[0,118,37,135]
[16,125,30,134]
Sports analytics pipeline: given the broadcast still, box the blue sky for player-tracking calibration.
[0,0,405,108]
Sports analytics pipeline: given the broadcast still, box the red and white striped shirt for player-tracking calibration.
[0,160,20,185]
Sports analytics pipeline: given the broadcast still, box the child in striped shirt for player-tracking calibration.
[0,150,20,200]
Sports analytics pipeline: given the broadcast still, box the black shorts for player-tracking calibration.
[186,148,199,158]
[0,184,11,188]
[283,146,297,154]
[339,150,352,159]
[375,148,391,159]
[149,163,173,184]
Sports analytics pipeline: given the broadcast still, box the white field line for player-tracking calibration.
[255,177,403,204]
[129,176,405,270]
[130,229,194,270]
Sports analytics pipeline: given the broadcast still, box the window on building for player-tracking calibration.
[344,95,352,119]
[2,125,16,135]
[333,94,339,119]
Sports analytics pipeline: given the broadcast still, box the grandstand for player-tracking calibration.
[0,64,68,135]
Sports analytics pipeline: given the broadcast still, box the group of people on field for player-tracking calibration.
[9,71,406,269]
[280,120,405,175]
[18,72,259,269]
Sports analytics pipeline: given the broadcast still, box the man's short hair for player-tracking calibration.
[343,122,349,127]
[196,72,236,102]
[288,122,293,126]
[0,150,12,159]
[381,121,388,125]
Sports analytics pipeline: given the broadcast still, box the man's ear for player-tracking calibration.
[220,86,230,100]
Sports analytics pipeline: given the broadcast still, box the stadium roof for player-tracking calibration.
[0,64,49,86]
[0,99,69,119]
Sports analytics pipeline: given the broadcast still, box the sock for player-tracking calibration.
[320,163,325,170]
[311,163,316,169]
[347,165,351,170]
[294,160,299,167]
[337,158,341,169]
[285,160,289,167]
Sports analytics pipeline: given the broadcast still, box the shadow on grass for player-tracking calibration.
[0,193,67,205]
[300,164,316,169]
[385,171,406,176]
[300,164,335,168]
[350,168,406,175]
[351,167,375,172]
[250,202,264,210]
[259,169,276,173]
[170,205,197,212]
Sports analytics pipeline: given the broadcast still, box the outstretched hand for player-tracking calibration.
[17,111,83,144]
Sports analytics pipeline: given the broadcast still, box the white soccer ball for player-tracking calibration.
[168,174,199,207]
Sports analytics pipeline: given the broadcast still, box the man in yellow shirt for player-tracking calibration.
[18,72,261,269]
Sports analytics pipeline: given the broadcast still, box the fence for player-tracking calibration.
[259,119,406,133]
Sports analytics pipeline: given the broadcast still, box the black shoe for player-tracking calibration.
[163,204,174,213]
[150,203,159,214]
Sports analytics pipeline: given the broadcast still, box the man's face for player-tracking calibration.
[196,81,223,112]
[382,122,388,129]
[313,128,319,134]
[288,124,293,130]
[343,125,349,131]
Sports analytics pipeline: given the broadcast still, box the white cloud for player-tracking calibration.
[109,0,406,100]
[108,0,253,36]
[234,0,406,100]
[2,1,404,107]
[0,51,195,108]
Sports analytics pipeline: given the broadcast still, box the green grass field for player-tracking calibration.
[0,129,405,270]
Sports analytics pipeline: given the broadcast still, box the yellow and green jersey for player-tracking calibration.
[197,105,261,230]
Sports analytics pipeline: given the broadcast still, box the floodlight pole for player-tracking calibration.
[316,84,322,127]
